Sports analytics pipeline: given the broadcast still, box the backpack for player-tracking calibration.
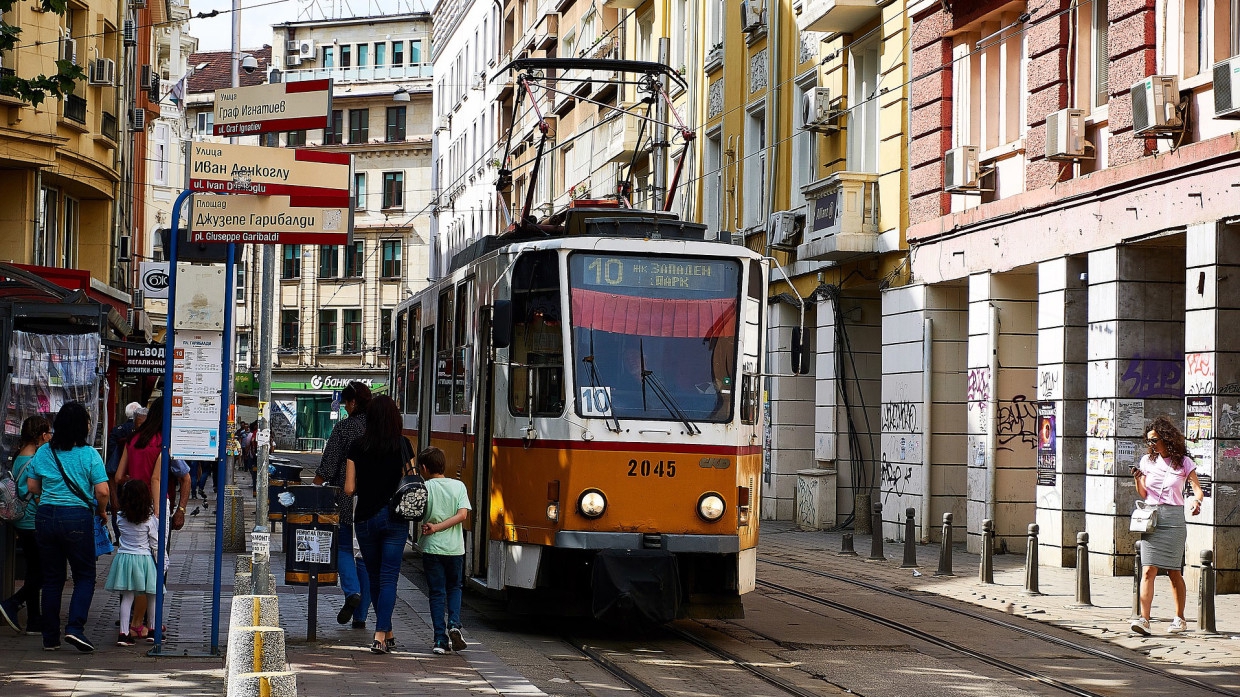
[387,438,427,523]
[0,457,32,523]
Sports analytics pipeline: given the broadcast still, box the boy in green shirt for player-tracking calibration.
[416,446,472,655]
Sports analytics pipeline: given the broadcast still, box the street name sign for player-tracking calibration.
[190,194,349,245]
[213,79,331,137]
[189,142,350,202]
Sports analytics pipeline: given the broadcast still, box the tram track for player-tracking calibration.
[758,558,1240,697]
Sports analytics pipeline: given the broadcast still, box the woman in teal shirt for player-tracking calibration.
[27,402,110,652]
[0,416,51,635]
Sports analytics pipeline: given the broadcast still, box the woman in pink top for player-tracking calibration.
[1129,415,1205,636]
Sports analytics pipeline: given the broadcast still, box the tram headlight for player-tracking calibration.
[697,492,726,522]
[546,503,560,521]
[578,489,607,519]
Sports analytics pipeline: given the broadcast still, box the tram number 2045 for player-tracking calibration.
[628,459,677,478]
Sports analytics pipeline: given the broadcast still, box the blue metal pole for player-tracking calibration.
[210,242,235,655]
[152,188,191,654]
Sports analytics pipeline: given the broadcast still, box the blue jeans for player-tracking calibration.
[191,462,213,494]
[336,523,370,622]
[354,508,408,633]
[422,553,464,646]
[35,505,97,645]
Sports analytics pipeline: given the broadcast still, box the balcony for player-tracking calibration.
[101,111,118,141]
[796,0,881,33]
[797,171,879,261]
[282,63,432,85]
[534,12,559,50]
[64,94,87,124]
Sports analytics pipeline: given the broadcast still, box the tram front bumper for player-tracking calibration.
[554,531,741,553]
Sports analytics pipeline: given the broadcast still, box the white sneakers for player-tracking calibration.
[1130,617,1151,635]
[1168,617,1188,633]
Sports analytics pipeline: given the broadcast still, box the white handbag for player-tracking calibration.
[1130,501,1159,533]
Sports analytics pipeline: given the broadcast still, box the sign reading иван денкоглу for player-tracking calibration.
[213,80,331,136]
[189,142,350,201]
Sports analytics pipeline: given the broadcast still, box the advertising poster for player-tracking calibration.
[1037,454,1057,487]
[1037,402,1056,454]
[170,331,224,460]
[1185,396,1214,498]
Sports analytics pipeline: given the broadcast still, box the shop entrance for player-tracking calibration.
[295,395,335,451]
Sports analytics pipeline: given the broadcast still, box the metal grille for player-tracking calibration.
[1214,61,1234,115]
[65,94,86,124]
[1046,112,1060,157]
[1131,84,1151,133]
[944,150,956,188]
[101,111,118,141]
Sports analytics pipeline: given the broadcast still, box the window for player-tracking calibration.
[847,39,879,174]
[507,251,565,417]
[404,305,421,410]
[236,263,246,302]
[382,171,404,209]
[262,132,280,147]
[393,41,404,66]
[357,44,369,67]
[704,132,723,235]
[381,240,402,277]
[323,46,334,67]
[341,45,352,67]
[410,39,421,63]
[152,123,168,186]
[375,43,386,65]
[319,245,339,278]
[324,109,343,145]
[318,309,338,353]
[280,310,299,351]
[354,172,366,210]
[670,0,687,70]
[952,7,1026,152]
[238,333,250,368]
[708,0,724,52]
[282,244,301,279]
[287,130,306,147]
[1093,0,1109,109]
[380,309,392,353]
[435,290,454,413]
[743,107,766,229]
[345,241,364,277]
[793,80,819,210]
[343,309,362,353]
[452,281,472,414]
[196,111,213,134]
[35,187,57,267]
[61,197,78,268]
[348,109,369,144]
[386,106,406,142]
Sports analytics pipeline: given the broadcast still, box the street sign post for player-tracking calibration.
[189,194,350,245]
[189,142,351,201]
[212,79,332,137]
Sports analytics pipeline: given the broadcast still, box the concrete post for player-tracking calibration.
[1131,540,1144,619]
[228,672,297,697]
[1199,550,1217,634]
[223,485,246,553]
[1024,523,1041,595]
[979,518,994,584]
[935,512,954,576]
[1074,532,1091,606]
[839,533,858,556]
[900,507,919,568]
[869,503,886,561]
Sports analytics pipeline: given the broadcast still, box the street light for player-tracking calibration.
[392,86,410,102]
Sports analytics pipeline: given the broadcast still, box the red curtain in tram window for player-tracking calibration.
[571,289,737,338]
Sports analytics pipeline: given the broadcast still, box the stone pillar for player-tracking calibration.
[1036,256,1089,567]
[1184,222,1240,593]
[881,285,928,541]
[764,301,815,521]
[815,293,842,523]
[1086,245,1185,575]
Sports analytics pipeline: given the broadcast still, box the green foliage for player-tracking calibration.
[0,0,87,107]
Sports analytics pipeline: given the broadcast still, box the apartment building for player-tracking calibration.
[268,14,434,449]
[864,0,1240,591]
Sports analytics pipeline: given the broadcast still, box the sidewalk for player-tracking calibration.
[0,483,546,697]
[759,520,1240,667]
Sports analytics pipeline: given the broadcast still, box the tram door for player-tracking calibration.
[471,310,495,580]
[417,326,435,451]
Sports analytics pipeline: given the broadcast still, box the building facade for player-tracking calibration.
[269,14,434,449]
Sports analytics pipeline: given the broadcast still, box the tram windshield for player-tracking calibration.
[568,253,741,424]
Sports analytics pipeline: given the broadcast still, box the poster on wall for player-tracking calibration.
[1037,402,1056,454]
[1185,396,1214,498]
[1037,454,1057,487]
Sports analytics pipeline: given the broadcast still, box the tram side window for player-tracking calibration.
[394,309,407,410]
[509,251,565,417]
[406,305,421,413]
[453,280,473,414]
[740,260,763,425]
[435,291,454,414]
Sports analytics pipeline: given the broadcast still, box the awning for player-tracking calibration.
[571,289,736,338]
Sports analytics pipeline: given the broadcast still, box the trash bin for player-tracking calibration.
[267,463,305,523]
[282,484,339,587]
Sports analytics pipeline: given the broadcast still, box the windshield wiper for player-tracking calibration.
[583,330,622,433]
[639,342,700,436]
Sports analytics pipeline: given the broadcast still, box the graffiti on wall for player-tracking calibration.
[1186,353,1215,395]
[882,401,919,432]
[1120,355,1183,399]
[880,453,914,503]
[997,395,1038,450]
[1038,367,1062,401]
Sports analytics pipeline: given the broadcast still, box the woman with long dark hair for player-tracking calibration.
[1130,415,1205,635]
[344,395,412,654]
[26,402,110,652]
[0,415,52,634]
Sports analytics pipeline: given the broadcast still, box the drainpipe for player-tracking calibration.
[986,303,999,524]
[921,317,932,542]
[763,0,779,257]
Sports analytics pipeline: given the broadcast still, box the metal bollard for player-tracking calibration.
[935,512,954,576]
[979,519,995,584]
[1131,540,1144,619]
[839,533,858,556]
[1074,532,1092,606]
[900,508,919,568]
[1199,550,1218,634]
[1024,523,1041,595]
[869,503,887,561]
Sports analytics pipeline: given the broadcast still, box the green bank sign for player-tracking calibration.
[269,374,388,391]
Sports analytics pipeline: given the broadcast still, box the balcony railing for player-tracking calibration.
[65,94,87,124]
[283,63,432,85]
[798,171,879,260]
[101,111,118,141]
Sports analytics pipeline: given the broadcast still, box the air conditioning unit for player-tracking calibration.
[472,70,486,90]
[943,145,981,192]
[88,58,115,86]
[286,54,303,67]
[61,37,77,65]
[1045,108,1089,160]
[1131,75,1182,135]
[435,115,450,133]
[768,211,801,248]
[740,0,764,32]
[802,87,833,129]
[286,39,300,52]
[1213,56,1240,119]
[131,107,146,129]
[123,19,137,47]
[298,40,316,58]
[129,0,146,8]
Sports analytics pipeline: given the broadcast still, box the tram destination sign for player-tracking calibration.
[577,255,728,292]
[213,80,332,136]
[190,194,350,245]
[189,142,351,202]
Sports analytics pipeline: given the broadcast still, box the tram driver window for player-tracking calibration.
[508,251,565,417]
